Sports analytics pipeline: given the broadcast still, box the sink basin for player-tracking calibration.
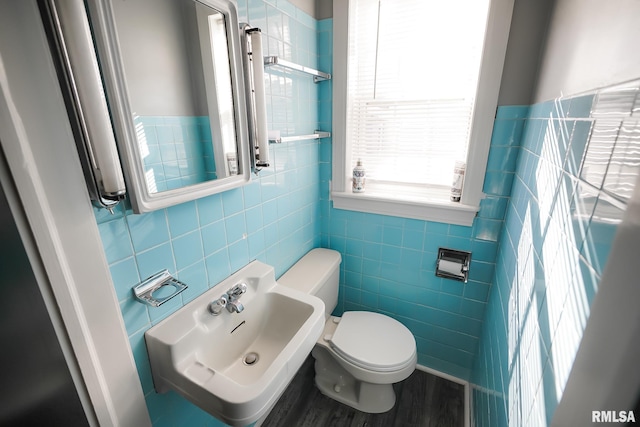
[145,260,325,426]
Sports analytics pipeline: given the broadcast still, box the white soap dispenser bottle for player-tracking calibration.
[352,159,365,193]
[450,161,466,202]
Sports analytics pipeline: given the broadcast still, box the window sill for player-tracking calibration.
[331,185,478,226]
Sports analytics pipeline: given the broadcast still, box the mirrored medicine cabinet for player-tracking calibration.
[94,0,250,212]
[84,0,252,213]
[44,0,328,214]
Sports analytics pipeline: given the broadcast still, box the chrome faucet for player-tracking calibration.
[225,283,246,313]
[208,283,247,316]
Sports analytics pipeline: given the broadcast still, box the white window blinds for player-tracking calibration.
[347,0,491,188]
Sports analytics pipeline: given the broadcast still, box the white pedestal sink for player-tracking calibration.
[145,260,325,426]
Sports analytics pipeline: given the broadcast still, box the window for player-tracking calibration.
[332,0,514,225]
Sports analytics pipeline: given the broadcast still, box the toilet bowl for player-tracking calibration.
[278,248,417,413]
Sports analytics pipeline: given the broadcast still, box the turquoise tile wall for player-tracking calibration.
[94,1,322,425]
[319,123,522,380]
[318,20,523,380]
[471,80,640,427]
[136,116,215,192]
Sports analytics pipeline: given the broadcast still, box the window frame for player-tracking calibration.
[331,0,515,226]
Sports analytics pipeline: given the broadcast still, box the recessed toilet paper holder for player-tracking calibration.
[436,248,471,283]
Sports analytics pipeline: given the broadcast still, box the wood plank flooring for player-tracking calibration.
[261,356,465,427]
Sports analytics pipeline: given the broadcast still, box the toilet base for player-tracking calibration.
[312,346,397,413]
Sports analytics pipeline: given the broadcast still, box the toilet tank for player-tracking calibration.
[278,248,341,316]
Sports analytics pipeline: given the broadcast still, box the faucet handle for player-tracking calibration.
[208,294,228,315]
[227,282,247,299]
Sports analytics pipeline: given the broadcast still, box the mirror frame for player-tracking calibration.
[85,0,251,213]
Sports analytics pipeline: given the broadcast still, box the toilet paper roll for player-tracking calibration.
[438,259,463,276]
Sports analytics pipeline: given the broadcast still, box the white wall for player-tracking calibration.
[111,0,206,116]
[289,0,332,20]
[315,0,332,20]
[534,0,640,102]
[497,0,554,105]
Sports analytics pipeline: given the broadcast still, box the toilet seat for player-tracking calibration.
[329,312,416,373]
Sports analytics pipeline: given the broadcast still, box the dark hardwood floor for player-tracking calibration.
[261,356,465,427]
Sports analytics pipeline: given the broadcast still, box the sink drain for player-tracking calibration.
[243,352,259,366]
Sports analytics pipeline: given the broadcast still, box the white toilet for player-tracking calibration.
[278,248,417,413]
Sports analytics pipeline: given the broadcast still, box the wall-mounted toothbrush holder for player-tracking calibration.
[436,248,471,283]
[133,270,188,307]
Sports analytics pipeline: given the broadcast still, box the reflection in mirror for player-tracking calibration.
[86,0,251,213]
[111,0,239,193]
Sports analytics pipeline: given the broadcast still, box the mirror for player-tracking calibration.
[87,0,251,213]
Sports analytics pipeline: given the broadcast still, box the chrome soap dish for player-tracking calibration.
[133,270,188,307]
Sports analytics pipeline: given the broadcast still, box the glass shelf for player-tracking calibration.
[264,56,331,83]
[268,130,331,144]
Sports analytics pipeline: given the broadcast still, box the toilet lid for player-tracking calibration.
[330,312,416,372]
